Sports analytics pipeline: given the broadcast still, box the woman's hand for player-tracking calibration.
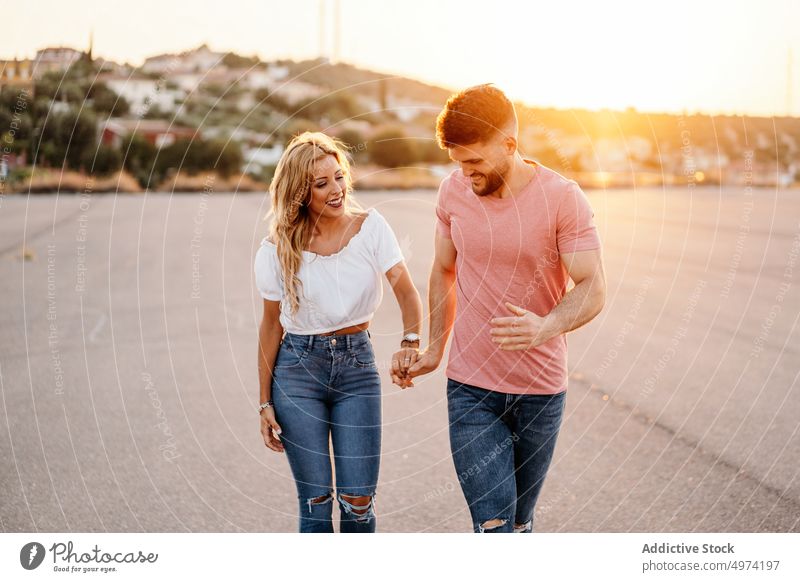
[385,261,423,389]
[391,347,420,389]
[260,407,284,453]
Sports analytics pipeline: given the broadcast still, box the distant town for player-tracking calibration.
[1,40,798,193]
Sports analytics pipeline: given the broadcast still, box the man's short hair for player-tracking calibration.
[436,84,516,149]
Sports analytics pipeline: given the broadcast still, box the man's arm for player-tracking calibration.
[547,248,606,334]
[490,248,606,349]
[408,230,457,377]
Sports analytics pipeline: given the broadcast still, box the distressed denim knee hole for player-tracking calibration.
[478,518,507,533]
[338,492,375,522]
[514,520,532,533]
[306,492,333,514]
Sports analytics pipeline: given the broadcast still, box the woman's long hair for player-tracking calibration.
[267,132,357,315]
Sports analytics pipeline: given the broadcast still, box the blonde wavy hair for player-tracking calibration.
[266,131,360,315]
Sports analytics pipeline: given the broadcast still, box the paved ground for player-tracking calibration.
[1,185,798,532]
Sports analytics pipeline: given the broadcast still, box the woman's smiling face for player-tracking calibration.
[306,154,347,219]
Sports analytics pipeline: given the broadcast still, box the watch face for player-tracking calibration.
[403,333,421,342]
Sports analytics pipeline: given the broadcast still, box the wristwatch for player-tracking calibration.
[401,333,421,347]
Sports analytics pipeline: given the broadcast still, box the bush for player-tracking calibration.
[84,144,122,176]
[336,128,367,161]
[368,126,419,167]
[198,138,243,178]
[121,134,158,187]
[280,118,320,141]
[156,137,243,180]
[416,139,450,164]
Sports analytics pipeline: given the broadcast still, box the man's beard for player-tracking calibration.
[470,161,510,197]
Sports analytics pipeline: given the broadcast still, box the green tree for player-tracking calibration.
[38,107,97,170]
[0,87,33,156]
[88,83,129,116]
[254,89,293,114]
[222,53,261,68]
[34,66,127,116]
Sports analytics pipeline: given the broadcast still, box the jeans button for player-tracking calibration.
[331,338,337,346]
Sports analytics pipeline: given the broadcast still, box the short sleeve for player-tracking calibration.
[434,178,452,239]
[556,182,601,253]
[371,211,404,273]
[254,241,283,301]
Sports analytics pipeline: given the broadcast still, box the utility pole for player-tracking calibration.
[332,0,341,64]
[787,47,793,117]
[319,0,326,60]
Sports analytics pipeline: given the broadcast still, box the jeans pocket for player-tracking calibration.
[274,341,308,369]
[350,342,376,368]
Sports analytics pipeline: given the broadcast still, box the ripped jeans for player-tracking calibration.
[272,331,381,533]
[446,379,566,533]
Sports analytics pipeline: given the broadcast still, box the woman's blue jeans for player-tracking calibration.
[272,331,381,533]
[447,379,566,533]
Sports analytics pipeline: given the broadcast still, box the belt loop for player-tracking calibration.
[346,334,353,349]
[308,334,315,350]
[367,329,371,339]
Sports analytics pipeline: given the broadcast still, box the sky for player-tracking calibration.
[4,0,799,116]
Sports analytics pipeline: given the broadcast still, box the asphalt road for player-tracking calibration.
[1,185,798,532]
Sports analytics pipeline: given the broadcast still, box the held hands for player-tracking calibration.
[490,302,559,350]
[390,347,420,389]
[391,348,441,389]
[260,407,284,453]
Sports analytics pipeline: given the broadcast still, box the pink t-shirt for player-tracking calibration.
[436,161,601,395]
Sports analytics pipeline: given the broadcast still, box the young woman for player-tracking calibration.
[254,132,423,533]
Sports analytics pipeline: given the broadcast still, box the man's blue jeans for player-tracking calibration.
[272,331,381,533]
[446,378,566,533]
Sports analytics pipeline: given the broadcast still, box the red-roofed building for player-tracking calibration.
[99,118,199,149]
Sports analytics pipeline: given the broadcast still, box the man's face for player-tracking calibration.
[448,137,513,197]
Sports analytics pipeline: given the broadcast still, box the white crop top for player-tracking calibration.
[254,208,404,334]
